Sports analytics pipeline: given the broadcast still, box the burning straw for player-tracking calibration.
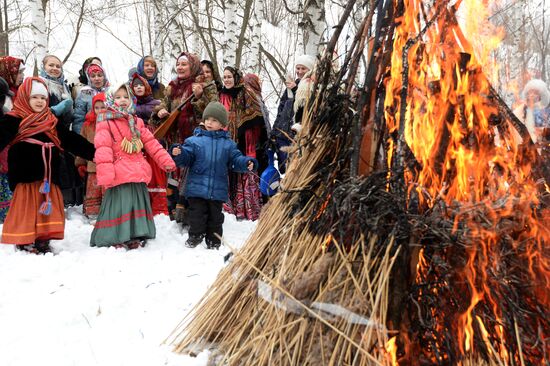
[168,1,549,365]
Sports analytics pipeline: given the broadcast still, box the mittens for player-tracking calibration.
[51,99,73,117]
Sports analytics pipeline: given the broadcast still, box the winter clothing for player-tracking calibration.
[73,64,109,134]
[203,101,228,126]
[0,78,12,222]
[70,57,102,101]
[201,59,223,91]
[75,93,106,216]
[187,197,224,247]
[171,128,255,202]
[219,77,266,221]
[295,54,316,71]
[171,127,255,244]
[91,84,175,247]
[0,78,95,245]
[90,182,155,247]
[514,79,550,144]
[31,80,48,96]
[137,56,166,100]
[260,148,281,196]
[131,73,161,121]
[94,110,175,189]
[0,56,24,97]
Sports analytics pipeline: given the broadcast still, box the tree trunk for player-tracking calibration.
[249,0,263,73]
[0,1,7,56]
[191,0,201,55]
[301,0,325,56]
[152,0,165,74]
[167,0,184,63]
[224,0,238,67]
[29,0,48,70]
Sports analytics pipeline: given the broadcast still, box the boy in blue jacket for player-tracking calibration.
[171,102,257,249]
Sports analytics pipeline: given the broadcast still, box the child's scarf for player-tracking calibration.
[7,77,61,149]
[98,84,142,154]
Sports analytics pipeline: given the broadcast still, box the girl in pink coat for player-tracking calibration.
[91,83,176,249]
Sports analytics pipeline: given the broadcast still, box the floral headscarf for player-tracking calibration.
[169,52,202,100]
[39,55,70,101]
[0,56,23,92]
[130,73,152,100]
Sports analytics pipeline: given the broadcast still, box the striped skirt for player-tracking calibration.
[1,181,65,245]
[90,182,156,247]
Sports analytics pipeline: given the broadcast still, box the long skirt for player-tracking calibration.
[90,182,156,247]
[0,173,12,222]
[224,172,262,221]
[1,181,65,245]
[83,172,104,217]
[145,154,168,216]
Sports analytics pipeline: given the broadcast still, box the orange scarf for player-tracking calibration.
[7,77,62,149]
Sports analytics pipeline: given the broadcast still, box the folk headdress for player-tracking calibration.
[0,56,24,94]
[98,84,143,154]
[130,73,153,100]
[241,73,264,125]
[137,55,161,91]
[169,51,201,100]
[86,64,110,90]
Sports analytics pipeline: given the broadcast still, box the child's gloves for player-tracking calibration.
[247,160,255,171]
[77,165,87,178]
[291,123,302,133]
[50,99,73,117]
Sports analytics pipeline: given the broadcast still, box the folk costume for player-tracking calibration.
[91,84,175,248]
[0,77,94,251]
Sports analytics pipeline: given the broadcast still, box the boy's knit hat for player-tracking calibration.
[203,101,228,126]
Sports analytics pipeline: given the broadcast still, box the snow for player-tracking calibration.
[0,207,257,366]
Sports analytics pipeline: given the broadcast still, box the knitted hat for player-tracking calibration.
[30,80,48,97]
[203,101,228,126]
[295,54,316,71]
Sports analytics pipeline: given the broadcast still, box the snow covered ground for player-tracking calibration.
[0,206,257,366]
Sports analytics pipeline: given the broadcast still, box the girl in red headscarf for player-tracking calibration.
[0,77,95,253]
[75,93,107,218]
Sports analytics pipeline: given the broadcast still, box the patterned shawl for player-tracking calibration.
[0,56,23,91]
[7,77,61,149]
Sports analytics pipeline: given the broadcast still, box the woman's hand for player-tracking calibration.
[192,83,203,98]
[158,108,169,118]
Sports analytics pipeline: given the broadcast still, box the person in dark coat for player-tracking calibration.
[170,102,256,249]
[271,54,315,174]
[0,77,95,253]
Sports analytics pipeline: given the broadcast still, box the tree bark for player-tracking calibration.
[301,0,325,56]
[29,0,48,70]
[223,0,238,66]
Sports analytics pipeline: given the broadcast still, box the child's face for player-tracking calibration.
[114,88,131,109]
[29,95,48,113]
[176,59,191,79]
[90,72,105,89]
[143,61,156,78]
[202,65,213,82]
[16,70,24,86]
[133,84,145,96]
[44,57,62,78]
[204,117,223,131]
[223,70,234,89]
[94,100,106,115]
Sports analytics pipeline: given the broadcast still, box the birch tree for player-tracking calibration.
[29,0,48,70]
[224,0,239,66]
[300,0,325,56]
[249,0,263,72]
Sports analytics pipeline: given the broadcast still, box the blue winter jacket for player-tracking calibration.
[171,128,257,202]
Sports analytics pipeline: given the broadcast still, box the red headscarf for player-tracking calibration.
[84,92,106,127]
[169,51,202,100]
[7,77,61,149]
[0,56,23,95]
[130,73,152,99]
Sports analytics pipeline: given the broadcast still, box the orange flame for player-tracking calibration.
[384,0,549,364]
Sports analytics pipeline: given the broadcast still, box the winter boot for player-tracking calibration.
[34,240,52,254]
[206,237,221,250]
[185,234,204,248]
[15,244,40,254]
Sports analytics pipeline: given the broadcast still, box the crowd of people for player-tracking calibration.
[0,51,317,253]
[2,50,546,255]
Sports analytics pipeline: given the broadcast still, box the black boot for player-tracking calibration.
[185,234,204,248]
[34,240,52,254]
[205,237,221,250]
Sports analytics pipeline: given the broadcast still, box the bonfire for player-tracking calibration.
[167,0,549,365]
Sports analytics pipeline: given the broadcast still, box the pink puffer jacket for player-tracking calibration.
[94,115,175,188]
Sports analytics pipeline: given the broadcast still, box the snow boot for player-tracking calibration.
[34,240,52,254]
[185,234,204,248]
[206,238,221,250]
